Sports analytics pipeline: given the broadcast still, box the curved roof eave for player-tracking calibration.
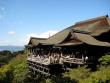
[75,33,110,47]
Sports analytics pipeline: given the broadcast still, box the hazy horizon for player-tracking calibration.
[0,45,24,51]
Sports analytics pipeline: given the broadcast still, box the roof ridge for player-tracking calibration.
[30,37,47,40]
[75,15,109,25]
[47,26,71,39]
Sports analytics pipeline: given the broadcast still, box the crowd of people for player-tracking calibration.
[28,53,70,65]
[28,52,88,65]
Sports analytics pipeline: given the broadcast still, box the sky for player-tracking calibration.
[0,0,110,46]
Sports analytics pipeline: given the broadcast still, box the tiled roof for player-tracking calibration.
[27,15,110,47]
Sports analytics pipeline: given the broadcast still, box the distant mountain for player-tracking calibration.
[0,46,24,52]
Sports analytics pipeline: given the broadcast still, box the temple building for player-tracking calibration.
[26,15,110,77]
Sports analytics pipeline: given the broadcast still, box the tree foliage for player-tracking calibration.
[0,50,28,83]
[0,50,12,66]
[98,53,110,66]
[0,51,110,83]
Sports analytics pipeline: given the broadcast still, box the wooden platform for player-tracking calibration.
[27,60,64,77]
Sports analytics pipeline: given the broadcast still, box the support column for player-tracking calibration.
[82,54,84,62]
[30,48,32,53]
[78,65,80,67]
[29,48,31,54]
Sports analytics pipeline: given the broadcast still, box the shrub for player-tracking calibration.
[98,53,110,66]
[82,66,110,83]
[0,64,13,83]
[0,50,28,83]
[64,66,90,83]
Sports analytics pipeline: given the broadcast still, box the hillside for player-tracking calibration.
[0,51,110,83]
[0,50,28,83]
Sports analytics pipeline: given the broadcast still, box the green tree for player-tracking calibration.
[98,53,110,66]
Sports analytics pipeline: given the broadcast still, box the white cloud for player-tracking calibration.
[26,30,58,39]
[23,30,58,45]
[38,30,58,38]
[0,6,6,15]
[0,39,24,46]
[0,30,58,46]
[8,31,16,35]
[26,33,38,38]
[26,30,58,38]
[1,7,5,11]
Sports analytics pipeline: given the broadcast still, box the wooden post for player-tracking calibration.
[78,65,80,67]
[30,48,32,53]
[28,48,30,53]
[32,48,33,54]
[82,54,84,62]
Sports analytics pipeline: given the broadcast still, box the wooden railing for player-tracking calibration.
[27,55,85,65]
[63,58,84,64]
[27,55,50,65]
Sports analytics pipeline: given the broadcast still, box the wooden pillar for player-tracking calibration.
[32,48,34,54]
[29,48,30,53]
[82,54,84,62]
[73,53,75,58]
[30,48,32,53]
[28,48,30,53]
[32,48,33,54]
[33,48,35,55]
[29,48,31,53]
[78,65,80,67]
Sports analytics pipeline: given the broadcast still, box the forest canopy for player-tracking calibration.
[0,50,110,83]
